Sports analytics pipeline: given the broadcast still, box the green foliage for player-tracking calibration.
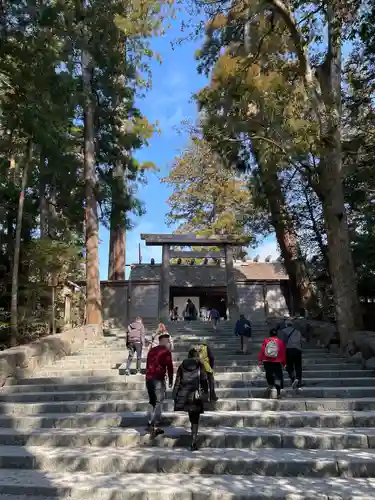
[23,240,84,285]
[0,0,172,343]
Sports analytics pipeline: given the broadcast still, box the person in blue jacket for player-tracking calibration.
[234,314,252,354]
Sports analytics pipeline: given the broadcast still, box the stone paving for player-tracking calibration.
[0,320,375,499]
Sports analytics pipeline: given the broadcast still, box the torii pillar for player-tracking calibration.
[160,243,170,320]
[225,244,239,320]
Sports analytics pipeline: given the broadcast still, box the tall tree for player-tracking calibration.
[193,0,363,342]
[163,137,254,241]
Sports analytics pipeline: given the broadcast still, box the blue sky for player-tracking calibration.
[98,17,278,279]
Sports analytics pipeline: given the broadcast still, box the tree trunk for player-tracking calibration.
[108,35,127,281]
[10,141,33,346]
[82,46,102,326]
[108,171,126,280]
[257,161,314,314]
[39,155,48,240]
[315,5,362,342]
[320,146,362,342]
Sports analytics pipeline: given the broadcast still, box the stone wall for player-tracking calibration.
[265,284,289,317]
[0,324,102,387]
[101,282,128,328]
[129,283,159,320]
[237,284,266,321]
[283,318,375,371]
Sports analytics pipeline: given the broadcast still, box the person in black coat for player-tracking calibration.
[173,347,209,451]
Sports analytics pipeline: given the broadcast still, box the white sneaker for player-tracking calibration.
[292,379,299,390]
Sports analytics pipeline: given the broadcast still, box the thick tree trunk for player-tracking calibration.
[316,5,362,343]
[108,170,126,280]
[258,164,314,314]
[10,141,33,346]
[39,155,48,240]
[82,46,102,326]
[320,143,362,343]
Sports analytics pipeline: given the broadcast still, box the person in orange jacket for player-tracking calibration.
[258,328,287,399]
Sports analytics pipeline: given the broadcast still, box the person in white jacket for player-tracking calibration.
[150,323,174,351]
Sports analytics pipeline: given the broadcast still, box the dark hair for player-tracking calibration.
[269,328,278,337]
[188,347,199,358]
[159,333,170,341]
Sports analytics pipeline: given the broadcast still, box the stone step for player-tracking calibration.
[0,470,374,499]
[3,385,375,400]
[4,396,375,414]
[1,446,375,477]
[69,353,346,363]
[38,359,361,371]
[32,368,372,378]
[9,376,375,389]
[0,425,374,449]
[0,409,374,429]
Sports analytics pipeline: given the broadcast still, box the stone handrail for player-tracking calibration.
[0,324,102,387]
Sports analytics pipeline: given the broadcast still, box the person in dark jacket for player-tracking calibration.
[125,317,145,375]
[173,347,209,451]
[184,299,197,321]
[146,333,174,437]
[234,314,252,354]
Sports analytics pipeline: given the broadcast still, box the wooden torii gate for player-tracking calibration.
[141,233,249,320]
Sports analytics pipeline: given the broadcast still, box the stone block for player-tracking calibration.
[0,325,101,386]
[364,356,375,370]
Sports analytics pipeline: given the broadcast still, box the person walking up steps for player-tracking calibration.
[125,317,145,375]
[208,308,220,331]
[258,328,286,399]
[198,342,218,403]
[234,314,252,354]
[150,322,174,351]
[279,320,304,391]
[145,333,173,437]
[173,347,209,451]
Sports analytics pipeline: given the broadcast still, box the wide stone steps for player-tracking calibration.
[1,446,375,477]
[4,397,375,415]
[1,426,375,449]
[1,409,375,429]
[0,470,374,499]
[10,376,374,390]
[1,321,375,499]
[2,386,375,400]
[30,367,370,378]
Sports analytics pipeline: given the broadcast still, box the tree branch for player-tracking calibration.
[266,0,325,127]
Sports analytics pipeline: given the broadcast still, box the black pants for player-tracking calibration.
[146,379,165,425]
[286,348,302,386]
[207,372,217,401]
[263,362,284,395]
[188,411,200,425]
[126,342,142,371]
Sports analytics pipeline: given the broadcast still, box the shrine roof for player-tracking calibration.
[141,233,250,246]
[129,262,288,285]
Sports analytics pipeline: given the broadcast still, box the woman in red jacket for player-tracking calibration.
[258,328,287,399]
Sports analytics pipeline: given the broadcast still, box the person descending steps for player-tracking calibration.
[145,333,173,438]
[258,328,287,399]
[173,346,209,451]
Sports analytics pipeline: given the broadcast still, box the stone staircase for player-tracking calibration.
[0,321,375,498]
